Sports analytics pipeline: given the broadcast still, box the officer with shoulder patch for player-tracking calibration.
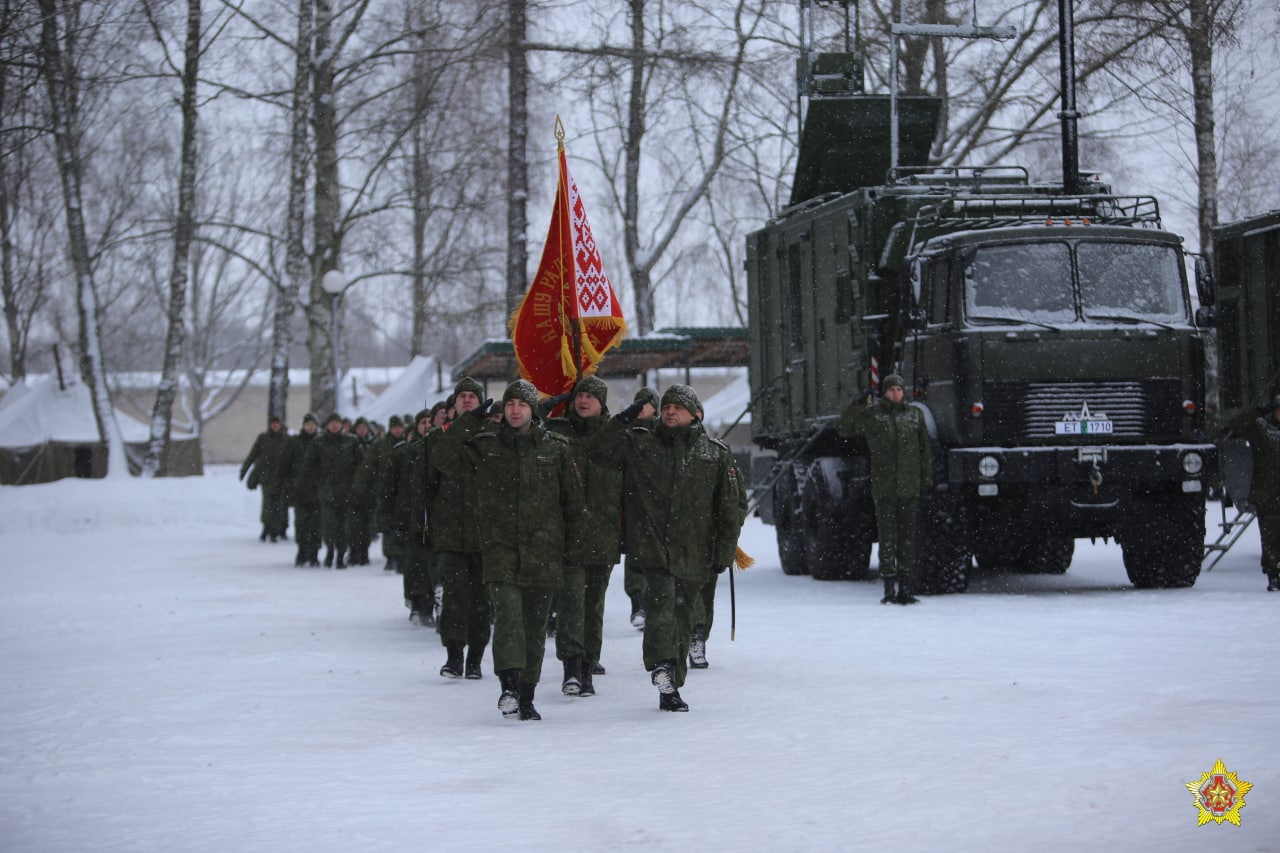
[442,379,586,721]
[837,374,933,604]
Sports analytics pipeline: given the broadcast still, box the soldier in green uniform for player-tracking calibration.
[309,412,362,568]
[689,437,748,670]
[346,417,377,565]
[544,375,623,697]
[837,374,934,604]
[1231,393,1280,590]
[428,378,491,680]
[443,379,586,721]
[590,384,744,712]
[364,414,406,573]
[622,386,659,629]
[383,408,436,622]
[239,415,292,542]
[289,413,322,567]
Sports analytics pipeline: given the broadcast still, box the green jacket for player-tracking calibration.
[837,397,934,500]
[446,414,586,588]
[288,431,319,506]
[545,409,624,565]
[426,424,481,553]
[590,418,743,582]
[388,438,431,547]
[354,432,401,525]
[307,429,362,505]
[1233,410,1280,503]
[240,429,292,493]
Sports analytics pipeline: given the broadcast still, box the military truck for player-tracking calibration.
[748,1,1217,592]
[1205,209,1280,501]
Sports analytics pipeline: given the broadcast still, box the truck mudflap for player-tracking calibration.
[947,444,1218,489]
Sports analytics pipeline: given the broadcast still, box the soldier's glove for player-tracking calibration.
[469,398,495,419]
[714,565,729,575]
[541,392,573,416]
[617,400,647,424]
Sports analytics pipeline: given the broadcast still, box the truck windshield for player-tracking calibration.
[1077,242,1186,322]
[963,243,1076,324]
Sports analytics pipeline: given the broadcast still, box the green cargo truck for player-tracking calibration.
[749,1,1216,592]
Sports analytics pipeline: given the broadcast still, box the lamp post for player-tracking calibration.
[321,269,347,415]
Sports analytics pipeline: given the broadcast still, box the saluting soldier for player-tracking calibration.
[442,379,586,721]
[836,374,934,604]
[590,383,744,712]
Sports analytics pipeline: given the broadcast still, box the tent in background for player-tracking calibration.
[354,356,448,426]
[0,375,202,484]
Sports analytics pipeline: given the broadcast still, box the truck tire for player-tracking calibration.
[914,492,970,594]
[801,469,872,581]
[1121,495,1205,589]
[773,468,809,577]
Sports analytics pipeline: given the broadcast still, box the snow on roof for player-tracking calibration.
[352,356,448,424]
[0,374,188,448]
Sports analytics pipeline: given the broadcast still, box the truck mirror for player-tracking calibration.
[1193,255,1213,307]
[1194,305,1215,328]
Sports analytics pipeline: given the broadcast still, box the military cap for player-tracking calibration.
[633,386,659,407]
[388,414,404,428]
[302,412,318,425]
[454,376,485,398]
[574,375,609,406]
[503,379,539,408]
[660,384,701,417]
[882,374,906,390]
[325,411,342,424]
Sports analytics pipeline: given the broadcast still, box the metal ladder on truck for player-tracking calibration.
[1202,503,1256,571]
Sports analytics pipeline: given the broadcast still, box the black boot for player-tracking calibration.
[651,660,677,695]
[659,690,689,712]
[422,596,438,628]
[295,546,306,567]
[629,594,646,629]
[497,669,521,718]
[561,656,582,696]
[308,550,320,567]
[689,625,708,669]
[1268,573,1280,592]
[335,550,346,569]
[440,644,464,678]
[881,576,897,604]
[323,546,334,568]
[590,660,606,675]
[579,662,596,697]
[464,646,484,680]
[260,526,268,542]
[518,682,541,720]
[896,576,919,605]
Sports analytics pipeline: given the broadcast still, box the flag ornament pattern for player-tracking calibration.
[511,118,626,395]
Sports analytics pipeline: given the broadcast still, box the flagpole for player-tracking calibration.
[554,117,583,387]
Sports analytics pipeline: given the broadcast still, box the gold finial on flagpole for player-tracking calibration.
[554,115,565,150]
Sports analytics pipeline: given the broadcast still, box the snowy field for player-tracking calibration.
[1,465,1277,852]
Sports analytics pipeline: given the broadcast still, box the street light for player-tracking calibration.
[321,269,348,415]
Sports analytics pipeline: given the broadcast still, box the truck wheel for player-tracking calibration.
[773,468,809,577]
[1121,496,1204,589]
[914,493,970,594]
[802,477,872,581]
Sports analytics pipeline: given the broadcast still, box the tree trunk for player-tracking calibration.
[37,0,128,478]
[309,0,340,416]
[505,0,529,318]
[411,118,427,356]
[624,0,650,334]
[270,0,313,424]
[143,0,202,478]
[1188,0,1219,262]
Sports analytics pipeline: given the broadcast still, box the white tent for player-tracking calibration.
[0,375,201,483]
[354,356,448,426]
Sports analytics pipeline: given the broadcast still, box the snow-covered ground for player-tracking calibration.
[1,466,1276,852]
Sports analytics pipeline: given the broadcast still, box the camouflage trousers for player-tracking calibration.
[486,583,553,684]
[1258,498,1280,575]
[640,568,705,690]
[873,495,918,580]
[438,551,490,650]
[555,563,614,663]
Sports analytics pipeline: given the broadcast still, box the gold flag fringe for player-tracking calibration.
[734,546,754,569]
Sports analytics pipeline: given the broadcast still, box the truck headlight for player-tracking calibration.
[978,455,1000,479]
[1181,452,1204,475]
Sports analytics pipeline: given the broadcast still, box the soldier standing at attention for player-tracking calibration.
[837,374,934,605]
[311,411,362,568]
[443,380,586,721]
[1230,393,1280,591]
[590,384,744,712]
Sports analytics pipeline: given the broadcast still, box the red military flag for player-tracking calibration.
[510,117,626,395]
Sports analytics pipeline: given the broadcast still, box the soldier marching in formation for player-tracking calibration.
[238,375,747,720]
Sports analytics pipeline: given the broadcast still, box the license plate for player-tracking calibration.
[1056,420,1113,435]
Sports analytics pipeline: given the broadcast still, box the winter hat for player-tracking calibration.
[268,414,283,426]
[503,379,539,408]
[882,374,906,391]
[414,408,432,426]
[302,412,318,425]
[354,417,369,429]
[325,411,342,425]
[430,401,448,418]
[454,376,485,399]
[634,387,659,407]
[660,384,701,418]
[574,375,609,406]
[388,414,404,429]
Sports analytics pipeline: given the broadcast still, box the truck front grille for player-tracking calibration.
[982,379,1182,442]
